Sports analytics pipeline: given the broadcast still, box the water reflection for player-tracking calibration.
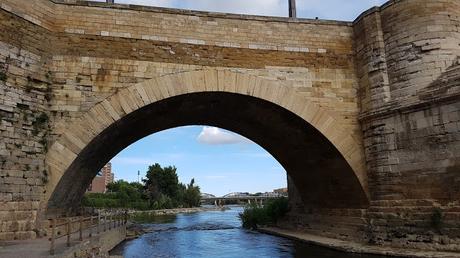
[112,206,387,258]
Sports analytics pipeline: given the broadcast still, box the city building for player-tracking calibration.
[273,188,288,196]
[87,163,114,193]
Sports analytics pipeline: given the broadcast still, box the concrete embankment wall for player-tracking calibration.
[58,227,126,258]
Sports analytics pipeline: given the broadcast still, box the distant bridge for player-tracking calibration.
[201,195,286,206]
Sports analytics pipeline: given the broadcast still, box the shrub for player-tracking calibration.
[239,197,289,229]
[81,194,151,210]
[239,204,270,229]
[265,197,289,222]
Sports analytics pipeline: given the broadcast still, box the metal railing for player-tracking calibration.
[48,210,127,255]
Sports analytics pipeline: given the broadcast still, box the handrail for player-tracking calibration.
[48,209,128,255]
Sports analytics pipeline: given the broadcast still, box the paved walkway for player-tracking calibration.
[0,226,122,258]
[260,227,460,258]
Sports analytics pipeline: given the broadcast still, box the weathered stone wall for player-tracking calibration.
[280,0,460,252]
[0,0,365,241]
[355,0,460,251]
[0,0,459,253]
[0,7,54,240]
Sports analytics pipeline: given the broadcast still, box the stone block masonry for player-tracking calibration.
[0,0,459,254]
[354,0,460,251]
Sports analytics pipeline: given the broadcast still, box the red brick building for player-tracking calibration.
[87,163,114,193]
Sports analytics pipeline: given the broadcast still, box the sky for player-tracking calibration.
[111,126,286,197]
[110,0,388,21]
[105,0,388,197]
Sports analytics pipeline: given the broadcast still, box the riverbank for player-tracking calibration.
[127,206,227,216]
[259,227,460,258]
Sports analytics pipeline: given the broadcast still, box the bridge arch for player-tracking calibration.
[45,69,369,211]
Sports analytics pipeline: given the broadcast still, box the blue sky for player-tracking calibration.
[112,0,388,21]
[112,126,286,196]
[107,1,388,196]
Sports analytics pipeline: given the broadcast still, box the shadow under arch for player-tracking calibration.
[47,91,369,212]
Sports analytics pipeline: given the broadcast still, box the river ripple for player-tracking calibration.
[112,206,386,258]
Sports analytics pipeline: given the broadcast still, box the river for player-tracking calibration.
[111,206,386,258]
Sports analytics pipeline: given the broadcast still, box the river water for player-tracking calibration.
[112,206,386,258]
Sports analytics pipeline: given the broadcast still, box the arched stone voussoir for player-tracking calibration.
[45,69,369,208]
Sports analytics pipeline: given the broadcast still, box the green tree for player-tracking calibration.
[144,163,180,205]
[183,178,201,208]
[107,180,145,200]
[176,183,187,207]
[83,163,203,210]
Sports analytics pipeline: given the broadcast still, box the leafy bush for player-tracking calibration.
[239,197,289,229]
[239,204,270,229]
[265,197,289,221]
[82,184,151,210]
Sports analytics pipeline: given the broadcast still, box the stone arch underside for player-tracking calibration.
[45,69,369,211]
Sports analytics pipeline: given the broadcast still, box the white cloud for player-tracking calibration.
[197,126,251,145]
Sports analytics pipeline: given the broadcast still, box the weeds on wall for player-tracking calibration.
[25,72,53,104]
[431,207,443,232]
[44,84,52,102]
[41,169,49,184]
[31,112,50,152]
[25,76,34,92]
[0,60,7,82]
[32,112,49,135]
[0,157,6,168]
[45,71,53,102]
[0,71,6,82]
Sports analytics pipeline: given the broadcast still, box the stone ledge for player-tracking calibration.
[353,0,395,24]
[358,92,460,122]
[259,227,460,258]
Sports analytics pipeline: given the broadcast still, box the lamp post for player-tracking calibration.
[289,0,297,18]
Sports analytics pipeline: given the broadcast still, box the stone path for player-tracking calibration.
[0,226,121,258]
[260,227,460,258]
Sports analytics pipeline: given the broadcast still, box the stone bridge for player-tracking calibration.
[0,0,459,252]
[201,195,283,205]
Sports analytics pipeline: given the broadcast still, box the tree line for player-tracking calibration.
[82,163,201,210]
